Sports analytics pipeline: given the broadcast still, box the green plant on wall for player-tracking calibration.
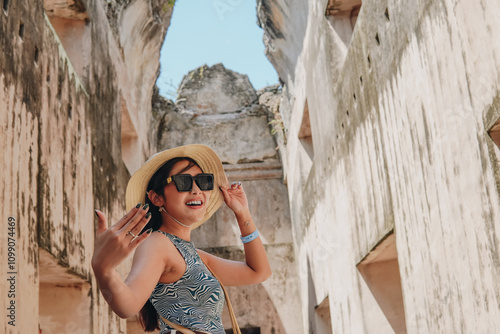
[163,0,175,12]
[268,107,285,142]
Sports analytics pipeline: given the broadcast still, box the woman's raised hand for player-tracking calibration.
[91,204,152,276]
[219,182,250,219]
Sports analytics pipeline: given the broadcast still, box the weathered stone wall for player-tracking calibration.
[0,0,172,333]
[258,0,500,333]
[152,64,302,333]
[10,0,500,332]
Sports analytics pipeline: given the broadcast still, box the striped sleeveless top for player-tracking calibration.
[149,231,225,334]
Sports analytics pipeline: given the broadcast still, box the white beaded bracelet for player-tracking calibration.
[240,230,259,244]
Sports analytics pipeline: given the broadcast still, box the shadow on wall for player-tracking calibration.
[224,283,287,334]
[38,249,91,333]
[308,259,333,334]
[357,232,406,333]
[257,0,309,84]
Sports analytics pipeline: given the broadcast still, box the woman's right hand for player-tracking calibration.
[91,204,152,277]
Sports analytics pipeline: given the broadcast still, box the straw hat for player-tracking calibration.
[125,144,228,229]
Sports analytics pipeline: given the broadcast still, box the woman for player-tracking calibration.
[91,145,271,333]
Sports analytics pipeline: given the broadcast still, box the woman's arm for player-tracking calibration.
[198,183,272,286]
[92,207,165,318]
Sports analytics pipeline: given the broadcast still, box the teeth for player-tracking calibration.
[186,200,202,206]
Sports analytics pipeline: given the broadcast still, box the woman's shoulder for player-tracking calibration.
[137,231,187,280]
[135,230,176,260]
[143,230,174,244]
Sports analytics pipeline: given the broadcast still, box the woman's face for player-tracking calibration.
[162,160,212,225]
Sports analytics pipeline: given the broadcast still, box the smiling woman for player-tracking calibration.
[150,159,212,229]
[91,144,272,334]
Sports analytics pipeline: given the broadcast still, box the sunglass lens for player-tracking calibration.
[172,175,193,192]
[171,174,214,192]
[195,174,214,191]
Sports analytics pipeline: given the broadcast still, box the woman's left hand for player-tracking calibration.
[202,181,272,286]
[219,182,250,218]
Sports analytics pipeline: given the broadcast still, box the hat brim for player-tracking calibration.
[125,145,228,229]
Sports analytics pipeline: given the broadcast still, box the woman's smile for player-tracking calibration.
[185,200,203,207]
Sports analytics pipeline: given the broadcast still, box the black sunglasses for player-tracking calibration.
[166,173,214,192]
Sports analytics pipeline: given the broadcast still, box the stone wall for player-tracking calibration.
[0,0,172,332]
[258,0,500,333]
[7,0,499,332]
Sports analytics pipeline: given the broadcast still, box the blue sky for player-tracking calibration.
[156,0,279,99]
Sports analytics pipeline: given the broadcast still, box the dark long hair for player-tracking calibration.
[138,157,200,331]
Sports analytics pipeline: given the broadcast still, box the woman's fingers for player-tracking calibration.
[220,181,243,196]
[95,210,108,234]
[230,181,242,190]
[95,203,149,238]
[119,204,151,235]
[94,204,140,234]
[112,203,143,230]
[219,185,232,203]
[219,185,227,194]
[129,227,153,247]
[125,211,152,243]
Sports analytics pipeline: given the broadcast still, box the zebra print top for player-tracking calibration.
[149,231,225,334]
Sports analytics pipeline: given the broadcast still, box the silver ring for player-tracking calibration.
[127,231,136,238]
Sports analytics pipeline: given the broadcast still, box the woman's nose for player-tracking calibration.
[191,181,202,194]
